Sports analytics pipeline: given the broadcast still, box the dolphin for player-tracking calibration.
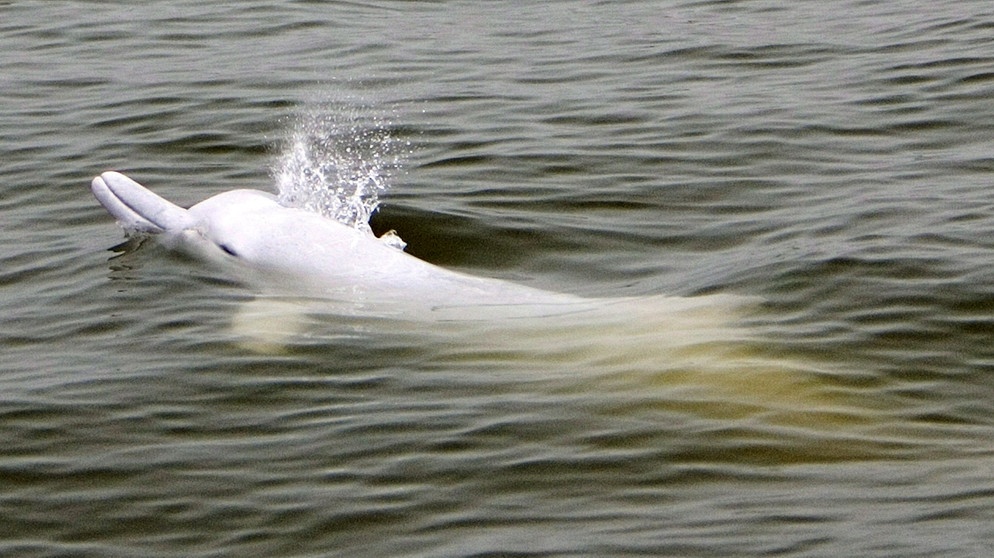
[89,171,914,458]
[91,171,580,316]
[90,171,751,321]
[91,170,788,367]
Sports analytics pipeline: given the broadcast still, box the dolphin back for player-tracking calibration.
[91,171,195,233]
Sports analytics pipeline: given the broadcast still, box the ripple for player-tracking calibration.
[5,0,994,555]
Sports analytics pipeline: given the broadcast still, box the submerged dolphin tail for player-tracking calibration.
[91,171,195,233]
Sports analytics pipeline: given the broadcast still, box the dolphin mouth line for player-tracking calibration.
[91,172,196,233]
[90,174,160,232]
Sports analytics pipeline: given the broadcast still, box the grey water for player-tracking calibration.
[4,0,994,556]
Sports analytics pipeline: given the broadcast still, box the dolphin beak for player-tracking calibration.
[91,171,195,233]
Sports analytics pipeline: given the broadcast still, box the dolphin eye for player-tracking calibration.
[219,243,239,257]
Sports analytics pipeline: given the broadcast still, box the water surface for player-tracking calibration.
[3,1,994,556]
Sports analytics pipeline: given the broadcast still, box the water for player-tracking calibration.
[3,0,994,555]
[273,105,407,236]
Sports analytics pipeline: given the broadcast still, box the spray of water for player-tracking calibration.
[272,104,408,240]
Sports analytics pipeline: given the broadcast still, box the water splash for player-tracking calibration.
[272,104,407,237]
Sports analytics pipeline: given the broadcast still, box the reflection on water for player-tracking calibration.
[221,283,933,465]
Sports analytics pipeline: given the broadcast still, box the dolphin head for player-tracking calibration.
[90,171,368,279]
[185,188,301,263]
[90,171,287,263]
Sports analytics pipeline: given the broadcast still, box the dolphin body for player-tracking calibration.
[90,171,750,322]
[89,172,914,460]
[92,170,781,371]
[91,171,584,314]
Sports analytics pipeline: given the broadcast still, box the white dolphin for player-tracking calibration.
[90,171,751,321]
[90,170,792,368]
[91,171,572,308]
[89,171,909,455]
